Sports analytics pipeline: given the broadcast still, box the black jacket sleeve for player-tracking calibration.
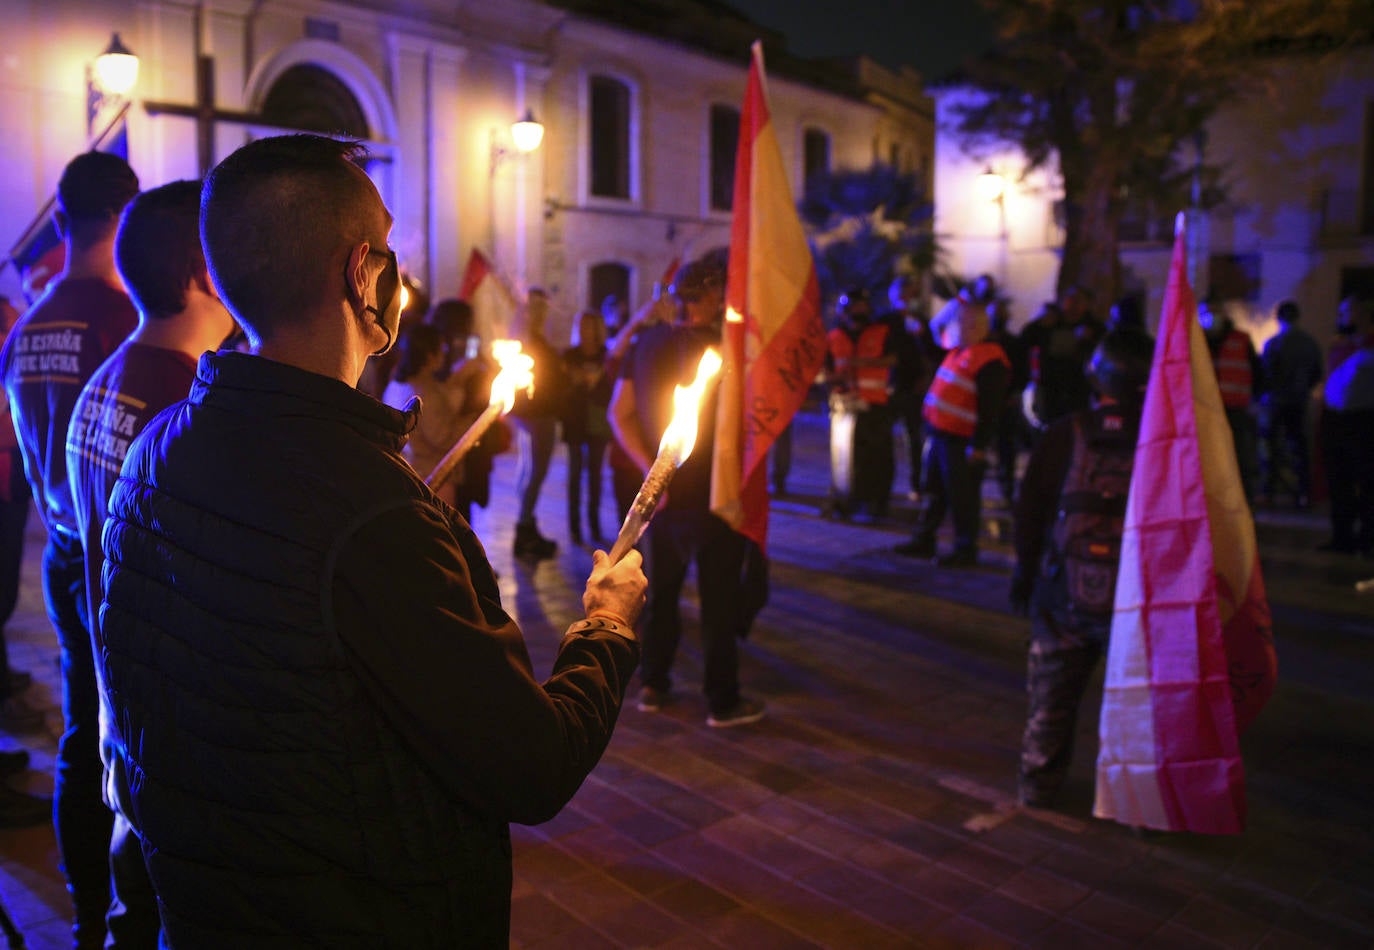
[331,500,640,825]
[971,359,1010,451]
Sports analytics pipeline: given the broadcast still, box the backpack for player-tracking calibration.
[1050,413,1135,621]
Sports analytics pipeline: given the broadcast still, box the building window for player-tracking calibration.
[710,105,740,212]
[803,128,830,185]
[261,64,369,138]
[589,262,631,315]
[589,75,631,199]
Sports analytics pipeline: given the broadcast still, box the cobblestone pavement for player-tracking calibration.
[2,409,1371,948]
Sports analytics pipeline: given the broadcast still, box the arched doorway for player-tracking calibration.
[260,64,370,138]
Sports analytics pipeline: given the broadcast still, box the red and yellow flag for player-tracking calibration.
[711,42,825,551]
[458,248,519,343]
[1095,213,1278,834]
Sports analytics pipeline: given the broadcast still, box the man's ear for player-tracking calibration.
[343,243,370,307]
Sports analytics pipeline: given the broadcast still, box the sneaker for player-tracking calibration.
[894,538,935,558]
[636,686,667,713]
[0,695,44,734]
[706,697,766,728]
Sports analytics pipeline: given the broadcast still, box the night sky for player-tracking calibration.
[725,0,996,81]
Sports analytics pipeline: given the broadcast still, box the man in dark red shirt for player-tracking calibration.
[66,180,236,946]
[0,150,139,948]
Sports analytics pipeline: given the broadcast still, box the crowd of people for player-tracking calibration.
[822,272,1373,567]
[0,137,1369,945]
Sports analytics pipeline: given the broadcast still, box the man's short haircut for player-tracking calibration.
[116,181,205,321]
[58,151,140,221]
[57,151,139,248]
[200,134,373,339]
[1276,300,1300,324]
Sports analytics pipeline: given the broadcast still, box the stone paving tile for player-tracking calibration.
[574,895,684,948]
[696,907,825,949]
[1066,890,1170,944]
[538,866,643,923]
[509,892,587,946]
[1134,922,1228,948]
[1273,901,1374,950]
[996,866,1093,915]
[1023,918,1132,949]
[1255,927,1340,949]
[644,877,740,922]
[1171,893,1274,947]
[924,914,1022,949]
[961,890,1059,941]
[520,922,620,950]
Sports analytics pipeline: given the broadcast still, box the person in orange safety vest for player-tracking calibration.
[894,301,1009,567]
[826,288,897,519]
[1201,301,1262,505]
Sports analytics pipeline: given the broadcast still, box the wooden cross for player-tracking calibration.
[143,54,264,177]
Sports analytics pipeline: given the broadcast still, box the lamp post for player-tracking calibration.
[87,32,139,139]
[489,110,544,268]
[976,165,1009,289]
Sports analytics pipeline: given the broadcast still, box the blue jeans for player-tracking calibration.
[43,530,113,948]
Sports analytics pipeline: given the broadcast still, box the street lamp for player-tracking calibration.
[88,32,139,138]
[489,109,545,270]
[492,110,544,175]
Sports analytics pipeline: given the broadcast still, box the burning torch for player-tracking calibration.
[607,347,723,563]
[426,340,533,492]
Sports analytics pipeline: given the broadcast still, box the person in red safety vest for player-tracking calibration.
[825,288,897,519]
[1201,301,1262,505]
[895,301,1009,567]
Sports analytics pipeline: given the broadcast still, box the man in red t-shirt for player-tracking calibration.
[66,180,236,946]
[0,149,139,948]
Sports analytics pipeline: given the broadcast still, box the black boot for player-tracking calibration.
[514,522,557,560]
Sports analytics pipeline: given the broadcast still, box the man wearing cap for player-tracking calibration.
[1,150,140,948]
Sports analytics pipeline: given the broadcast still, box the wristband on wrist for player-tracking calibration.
[588,610,631,628]
[564,615,636,642]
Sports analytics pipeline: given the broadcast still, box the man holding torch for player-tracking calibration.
[609,253,766,728]
[96,135,647,946]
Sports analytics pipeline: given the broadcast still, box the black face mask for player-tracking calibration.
[364,248,403,356]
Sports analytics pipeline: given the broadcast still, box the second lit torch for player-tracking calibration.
[426,340,533,493]
[607,347,723,563]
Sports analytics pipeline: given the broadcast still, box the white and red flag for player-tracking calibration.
[1095,213,1278,834]
[458,248,519,344]
[710,41,825,551]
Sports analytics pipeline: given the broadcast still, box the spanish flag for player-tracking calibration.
[711,42,825,551]
[1095,213,1278,834]
[458,248,518,345]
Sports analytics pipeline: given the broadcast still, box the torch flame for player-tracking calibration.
[725,306,744,324]
[488,339,534,414]
[656,347,723,463]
